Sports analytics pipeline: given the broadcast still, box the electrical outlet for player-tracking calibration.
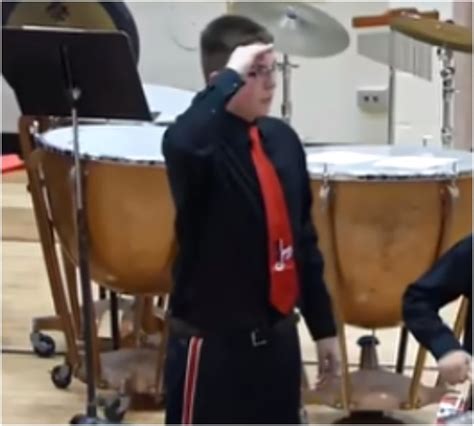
[357,87,389,113]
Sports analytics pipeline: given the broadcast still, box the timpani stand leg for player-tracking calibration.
[18,116,118,389]
[395,326,409,374]
[19,116,80,379]
[61,246,82,337]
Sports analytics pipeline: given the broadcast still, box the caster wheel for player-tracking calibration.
[70,415,99,424]
[30,332,56,358]
[51,363,72,389]
[103,394,129,423]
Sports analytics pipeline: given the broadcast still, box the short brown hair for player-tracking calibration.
[200,15,273,81]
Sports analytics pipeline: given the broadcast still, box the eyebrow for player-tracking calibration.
[251,61,277,70]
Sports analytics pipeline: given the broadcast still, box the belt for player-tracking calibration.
[169,312,300,347]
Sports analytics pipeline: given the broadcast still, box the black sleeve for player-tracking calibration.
[296,141,338,341]
[402,235,472,360]
[161,68,244,203]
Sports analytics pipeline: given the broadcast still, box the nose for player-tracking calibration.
[264,73,277,90]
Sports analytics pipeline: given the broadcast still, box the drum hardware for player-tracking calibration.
[278,54,299,124]
[438,46,456,148]
[447,162,460,199]
[318,163,331,212]
[357,335,380,370]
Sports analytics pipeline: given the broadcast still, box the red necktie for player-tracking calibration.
[249,125,299,314]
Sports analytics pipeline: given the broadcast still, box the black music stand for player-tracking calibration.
[2,26,152,424]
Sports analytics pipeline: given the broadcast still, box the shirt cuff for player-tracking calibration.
[210,68,245,98]
[305,315,337,342]
[429,332,463,360]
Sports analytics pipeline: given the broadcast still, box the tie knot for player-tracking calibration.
[249,125,261,149]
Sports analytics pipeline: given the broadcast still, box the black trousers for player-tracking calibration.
[164,318,302,424]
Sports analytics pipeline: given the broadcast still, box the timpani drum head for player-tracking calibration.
[306,145,473,181]
[36,124,167,165]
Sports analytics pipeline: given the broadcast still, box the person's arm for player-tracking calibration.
[402,235,472,360]
[162,68,244,161]
[295,142,337,341]
[162,44,274,197]
[162,69,244,204]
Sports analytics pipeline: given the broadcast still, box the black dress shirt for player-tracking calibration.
[403,234,472,359]
[162,68,337,341]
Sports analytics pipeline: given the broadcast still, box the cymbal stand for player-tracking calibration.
[278,54,298,124]
[387,30,397,145]
[438,46,456,148]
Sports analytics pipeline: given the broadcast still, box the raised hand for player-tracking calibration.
[226,43,274,77]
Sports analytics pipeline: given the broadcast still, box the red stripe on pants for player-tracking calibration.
[182,337,203,424]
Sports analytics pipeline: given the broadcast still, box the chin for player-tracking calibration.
[257,106,271,117]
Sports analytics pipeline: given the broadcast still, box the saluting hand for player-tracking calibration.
[226,43,274,77]
[438,350,472,385]
[315,336,342,386]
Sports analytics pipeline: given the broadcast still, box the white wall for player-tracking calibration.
[127,1,392,144]
[2,0,455,148]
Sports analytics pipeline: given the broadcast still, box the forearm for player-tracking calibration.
[403,286,463,360]
[300,281,338,341]
[402,236,471,360]
[164,68,244,157]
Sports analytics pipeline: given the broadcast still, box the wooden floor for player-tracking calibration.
[1,170,461,424]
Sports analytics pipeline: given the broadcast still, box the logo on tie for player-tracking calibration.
[274,239,293,272]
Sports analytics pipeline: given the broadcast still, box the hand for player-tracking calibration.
[316,336,342,386]
[226,43,274,77]
[438,350,472,385]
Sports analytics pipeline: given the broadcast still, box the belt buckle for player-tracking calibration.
[251,329,267,347]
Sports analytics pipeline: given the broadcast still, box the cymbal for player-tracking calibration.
[390,16,472,54]
[228,1,349,57]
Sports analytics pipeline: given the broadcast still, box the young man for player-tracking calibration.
[162,15,341,424]
[403,234,472,404]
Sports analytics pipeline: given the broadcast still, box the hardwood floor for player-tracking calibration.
[2,171,458,424]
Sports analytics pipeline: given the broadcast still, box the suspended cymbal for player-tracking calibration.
[229,1,350,57]
[390,16,472,54]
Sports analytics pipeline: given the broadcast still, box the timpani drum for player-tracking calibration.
[307,145,473,329]
[305,145,472,412]
[35,124,175,296]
